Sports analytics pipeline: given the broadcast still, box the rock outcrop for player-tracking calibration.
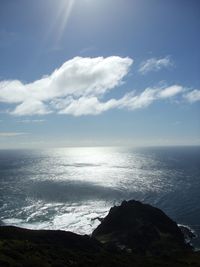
[92,200,189,255]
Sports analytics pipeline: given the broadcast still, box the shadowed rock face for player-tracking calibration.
[0,226,101,252]
[92,200,189,255]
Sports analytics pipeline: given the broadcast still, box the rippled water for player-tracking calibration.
[0,146,200,245]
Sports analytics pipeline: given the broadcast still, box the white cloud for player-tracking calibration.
[17,119,46,123]
[158,85,184,98]
[0,80,28,103]
[139,56,173,74]
[118,88,158,110]
[116,85,183,111]
[0,132,27,137]
[0,56,132,115]
[184,89,200,103]
[11,100,51,116]
[59,96,118,116]
[58,85,184,116]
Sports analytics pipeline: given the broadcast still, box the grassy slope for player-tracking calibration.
[0,227,200,267]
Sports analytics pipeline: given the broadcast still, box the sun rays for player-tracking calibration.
[56,0,75,43]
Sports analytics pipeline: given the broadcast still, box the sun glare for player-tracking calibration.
[56,0,75,42]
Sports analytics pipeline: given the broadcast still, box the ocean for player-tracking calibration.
[0,146,200,247]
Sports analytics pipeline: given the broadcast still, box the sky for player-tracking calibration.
[0,0,200,148]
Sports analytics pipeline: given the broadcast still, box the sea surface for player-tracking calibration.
[0,146,200,246]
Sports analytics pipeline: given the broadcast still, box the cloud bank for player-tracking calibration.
[139,56,173,74]
[0,56,198,116]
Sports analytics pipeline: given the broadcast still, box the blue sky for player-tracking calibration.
[0,0,200,148]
